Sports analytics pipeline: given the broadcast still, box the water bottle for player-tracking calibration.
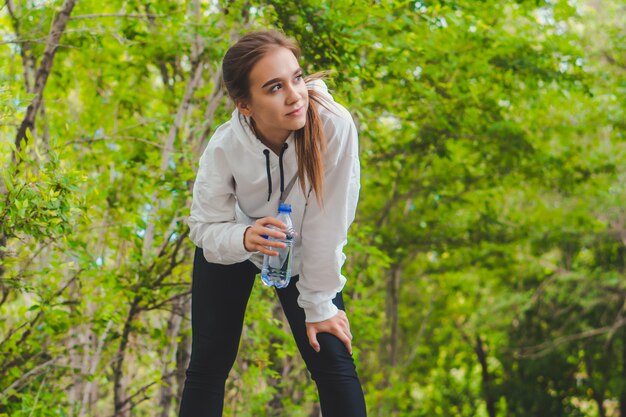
[261,203,295,289]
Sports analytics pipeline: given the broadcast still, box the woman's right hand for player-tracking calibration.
[243,217,287,256]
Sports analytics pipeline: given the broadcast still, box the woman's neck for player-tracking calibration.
[251,119,289,155]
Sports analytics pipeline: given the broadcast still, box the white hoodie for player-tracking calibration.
[187,81,360,323]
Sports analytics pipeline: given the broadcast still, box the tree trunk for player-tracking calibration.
[619,327,626,417]
[113,300,140,417]
[175,297,192,407]
[0,284,9,309]
[0,234,7,284]
[40,101,51,152]
[308,404,322,417]
[78,317,111,417]
[6,0,36,95]
[14,0,77,157]
[157,297,185,417]
[193,70,225,157]
[474,335,496,417]
[584,349,606,417]
[67,278,84,415]
[384,264,401,367]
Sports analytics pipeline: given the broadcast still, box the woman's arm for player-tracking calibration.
[297,104,361,323]
[188,142,253,264]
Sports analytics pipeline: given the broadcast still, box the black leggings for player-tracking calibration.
[179,247,367,417]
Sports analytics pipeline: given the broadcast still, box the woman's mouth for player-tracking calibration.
[286,107,304,117]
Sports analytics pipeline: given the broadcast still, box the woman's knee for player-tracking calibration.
[184,367,229,393]
[305,333,359,381]
[187,337,238,377]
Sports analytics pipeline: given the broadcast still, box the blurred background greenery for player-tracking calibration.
[1,0,625,416]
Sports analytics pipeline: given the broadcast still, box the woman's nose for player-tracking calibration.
[285,84,302,104]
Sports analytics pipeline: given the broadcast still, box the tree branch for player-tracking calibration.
[155,214,186,256]
[604,52,626,72]
[144,290,191,313]
[0,357,57,397]
[62,135,168,149]
[0,285,9,309]
[0,38,48,45]
[0,270,82,375]
[110,380,157,417]
[517,315,626,358]
[69,13,163,20]
[146,228,189,279]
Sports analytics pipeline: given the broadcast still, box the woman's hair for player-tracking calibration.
[222,30,328,204]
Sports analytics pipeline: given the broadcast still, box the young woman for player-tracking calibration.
[180,30,366,417]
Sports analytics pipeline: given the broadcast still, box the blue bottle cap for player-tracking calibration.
[278,202,292,213]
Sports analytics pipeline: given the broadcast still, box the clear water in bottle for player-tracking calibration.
[261,203,295,289]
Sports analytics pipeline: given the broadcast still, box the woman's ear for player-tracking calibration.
[237,100,252,117]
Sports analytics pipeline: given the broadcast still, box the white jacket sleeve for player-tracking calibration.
[297,109,361,322]
[188,141,252,264]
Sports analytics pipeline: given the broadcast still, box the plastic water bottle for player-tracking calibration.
[261,203,295,289]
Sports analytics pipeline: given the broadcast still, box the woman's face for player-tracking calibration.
[238,47,309,143]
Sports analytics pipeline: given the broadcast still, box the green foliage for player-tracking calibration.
[0,144,85,241]
[1,0,625,416]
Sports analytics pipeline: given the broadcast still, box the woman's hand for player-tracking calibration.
[243,217,287,256]
[305,310,353,355]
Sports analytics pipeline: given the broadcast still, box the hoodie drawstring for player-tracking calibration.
[263,143,289,203]
[278,143,288,202]
[263,149,272,202]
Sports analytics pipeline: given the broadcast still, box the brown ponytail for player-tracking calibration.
[222,30,329,204]
[294,79,330,205]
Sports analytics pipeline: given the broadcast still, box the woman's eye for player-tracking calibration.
[270,84,282,92]
[295,74,303,81]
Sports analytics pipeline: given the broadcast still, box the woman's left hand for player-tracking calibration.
[305,310,353,355]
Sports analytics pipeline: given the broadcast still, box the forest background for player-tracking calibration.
[1,0,625,416]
